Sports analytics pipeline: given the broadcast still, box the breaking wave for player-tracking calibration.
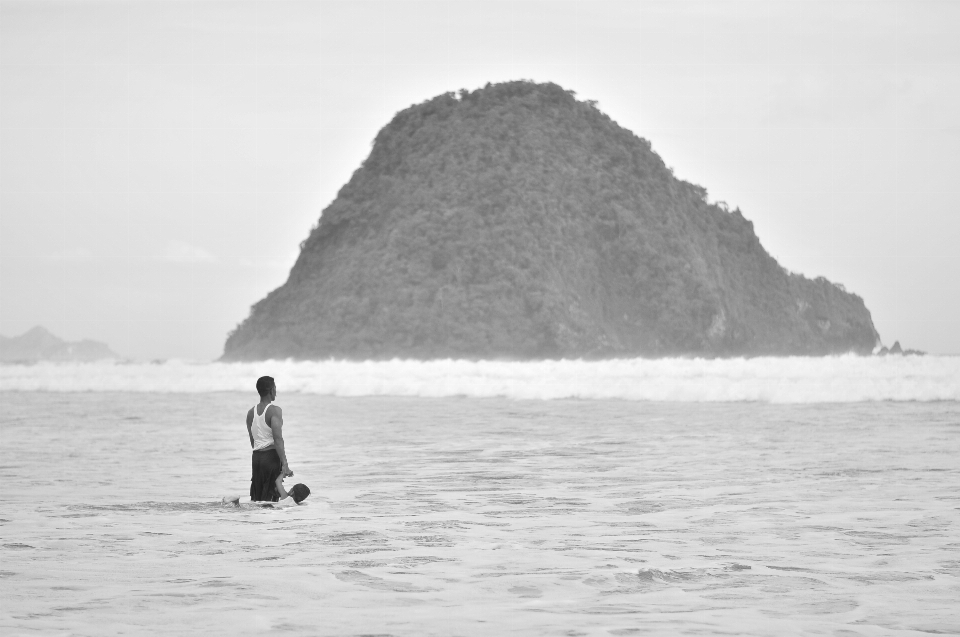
[2,355,958,402]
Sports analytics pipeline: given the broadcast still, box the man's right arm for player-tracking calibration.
[246,408,254,448]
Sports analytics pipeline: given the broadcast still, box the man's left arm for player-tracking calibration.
[270,407,293,477]
[246,408,254,448]
[275,475,290,500]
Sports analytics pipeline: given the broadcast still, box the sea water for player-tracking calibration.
[1,358,958,636]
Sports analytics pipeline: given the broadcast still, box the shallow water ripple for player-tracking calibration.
[0,393,958,636]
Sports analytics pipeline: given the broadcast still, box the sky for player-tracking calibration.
[1,0,958,360]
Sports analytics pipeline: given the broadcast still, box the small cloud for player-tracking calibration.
[164,240,217,264]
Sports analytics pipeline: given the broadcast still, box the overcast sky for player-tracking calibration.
[1,0,958,359]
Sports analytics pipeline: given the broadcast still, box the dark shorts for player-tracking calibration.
[250,448,282,502]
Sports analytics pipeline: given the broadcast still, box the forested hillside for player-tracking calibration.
[223,82,878,360]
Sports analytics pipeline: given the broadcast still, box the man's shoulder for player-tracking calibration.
[266,404,282,416]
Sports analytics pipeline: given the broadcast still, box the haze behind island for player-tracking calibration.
[1,1,958,360]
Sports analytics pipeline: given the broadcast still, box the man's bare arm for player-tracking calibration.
[246,408,255,448]
[269,407,292,477]
[275,475,289,500]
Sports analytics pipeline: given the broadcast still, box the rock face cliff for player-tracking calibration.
[224,82,878,360]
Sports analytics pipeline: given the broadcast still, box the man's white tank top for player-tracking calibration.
[251,403,278,451]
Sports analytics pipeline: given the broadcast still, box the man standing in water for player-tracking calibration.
[247,376,293,501]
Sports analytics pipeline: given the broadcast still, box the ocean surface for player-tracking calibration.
[1,358,959,636]
[2,355,958,402]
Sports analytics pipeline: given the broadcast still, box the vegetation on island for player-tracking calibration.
[223,81,878,360]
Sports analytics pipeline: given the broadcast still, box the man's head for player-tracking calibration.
[290,483,311,504]
[256,376,276,399]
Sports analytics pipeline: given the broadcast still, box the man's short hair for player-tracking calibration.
[256,376,275,398]
[290,483,310,504]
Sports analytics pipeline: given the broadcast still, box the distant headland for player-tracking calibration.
[223,81,881,361]
[0,326,119,363]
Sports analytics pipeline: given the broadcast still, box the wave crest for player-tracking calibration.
[2,355,958,403]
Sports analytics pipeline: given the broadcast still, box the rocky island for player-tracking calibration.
[1,326,119,363]
[224,81,879,361]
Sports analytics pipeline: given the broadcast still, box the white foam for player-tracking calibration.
[2,355,958,402]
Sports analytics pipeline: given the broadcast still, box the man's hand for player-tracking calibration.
[282,465,294,478]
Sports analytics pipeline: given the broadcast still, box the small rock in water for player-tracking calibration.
[875,340,925,356]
